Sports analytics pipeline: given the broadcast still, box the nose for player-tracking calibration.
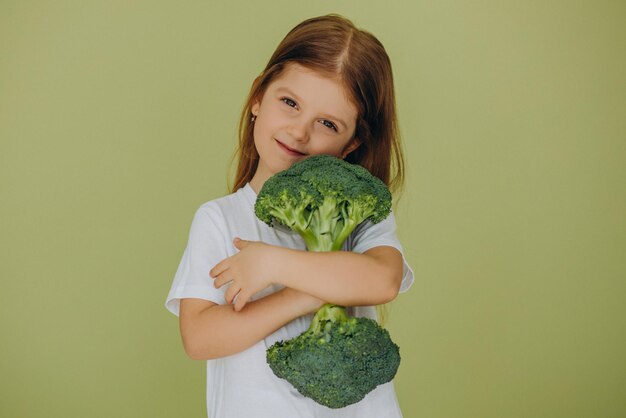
[287,116,309,143]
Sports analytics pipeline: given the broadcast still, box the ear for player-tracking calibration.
[251,101,260,117]
[341,138,361,159]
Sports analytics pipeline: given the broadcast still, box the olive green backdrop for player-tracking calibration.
[1,1,624,417]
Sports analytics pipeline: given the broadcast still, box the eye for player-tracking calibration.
[281,97,297,108]
[321,120,338,132]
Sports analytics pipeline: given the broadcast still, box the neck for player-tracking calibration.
[248,176,263,195]
[248,166,271,195]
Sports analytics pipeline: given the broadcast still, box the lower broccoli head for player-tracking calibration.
[266,304,400,409]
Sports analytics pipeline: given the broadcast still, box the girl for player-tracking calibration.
[165,14,414,417]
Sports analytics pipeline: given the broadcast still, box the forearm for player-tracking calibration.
[181,288,322,360]
[275,247,401,307]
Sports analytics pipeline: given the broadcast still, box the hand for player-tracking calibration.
[210,238,278,312]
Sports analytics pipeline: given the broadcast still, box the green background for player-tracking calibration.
[1,1,625,417]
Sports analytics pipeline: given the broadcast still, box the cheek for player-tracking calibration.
[311,136,353,156]
[309,147,343,159]
[252,119,268,146]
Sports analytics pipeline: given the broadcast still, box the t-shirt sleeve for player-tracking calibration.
[348,211,415,293]
[165,205,230,316]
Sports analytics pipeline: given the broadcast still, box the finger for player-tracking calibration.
[225,282,241,305]
[233,237,246,249]
[234,291,250,312]
[213,271,232,289]
[210,260,229,278]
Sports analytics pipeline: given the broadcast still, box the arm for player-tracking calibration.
[179,287,325,360]
[275,245,404,307]
[212,240,404,310]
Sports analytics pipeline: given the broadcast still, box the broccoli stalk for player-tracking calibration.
[308,304,349,338]
[255,154,401,409]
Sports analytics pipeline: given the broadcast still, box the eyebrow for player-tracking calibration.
[275,87,348,130]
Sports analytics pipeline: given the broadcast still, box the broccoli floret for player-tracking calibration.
[255,154,401,409]
[266,304,400,409]
[255,154,392,252]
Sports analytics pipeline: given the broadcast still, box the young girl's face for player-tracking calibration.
[249,63,360,190]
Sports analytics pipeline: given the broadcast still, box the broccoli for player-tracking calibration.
[255,154,392,252]
[254,154,401,409]
[266,304,401,409]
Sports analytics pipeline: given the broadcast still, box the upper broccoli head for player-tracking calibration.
[254,173,320,228]
[254,154,392,251]
[293,155,392,223]
[266,304,401,409]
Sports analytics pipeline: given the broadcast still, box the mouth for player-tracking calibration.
[276,139,307,156]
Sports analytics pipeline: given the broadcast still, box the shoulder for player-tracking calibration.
[189,184,257,238]
[194,185,254,221]
[344,211,399,252]
[353,210,398,236]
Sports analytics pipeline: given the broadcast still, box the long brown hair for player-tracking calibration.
[229,14,405,197]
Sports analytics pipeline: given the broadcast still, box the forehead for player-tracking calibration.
[267,63,358,121]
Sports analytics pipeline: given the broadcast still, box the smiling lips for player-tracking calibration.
[276,139,306,156]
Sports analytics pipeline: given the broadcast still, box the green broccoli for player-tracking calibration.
[266,304,401,409]
[254,154,401,409]
[255,154,392,252]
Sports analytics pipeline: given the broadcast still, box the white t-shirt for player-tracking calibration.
[165,183,415,418]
